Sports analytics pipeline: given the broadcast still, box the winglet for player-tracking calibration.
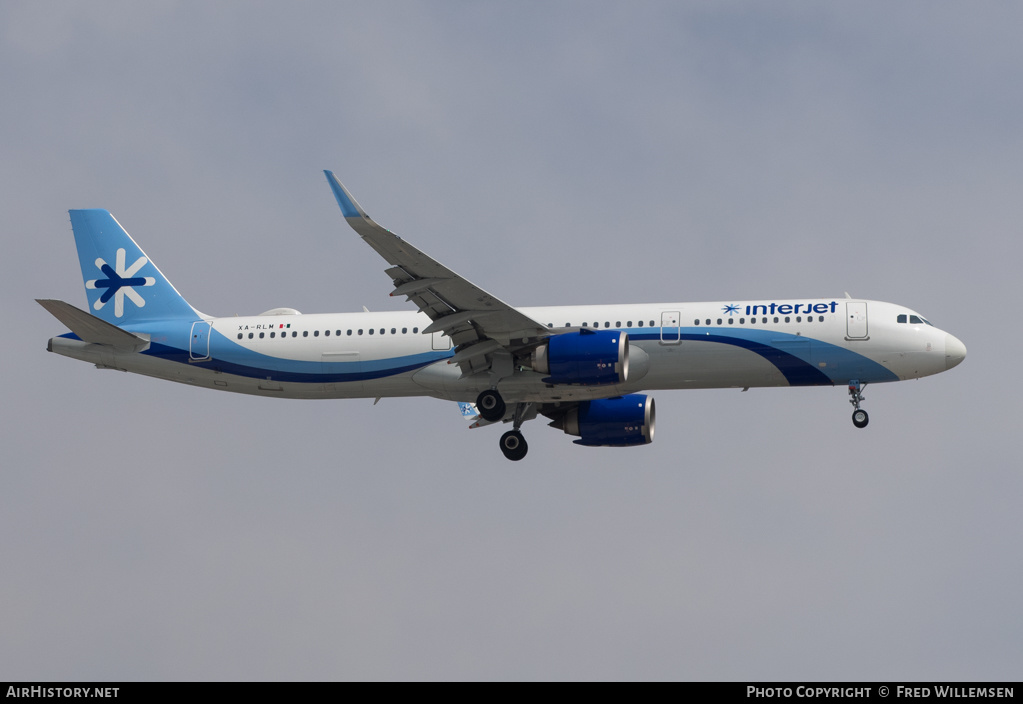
[324,170,369,219]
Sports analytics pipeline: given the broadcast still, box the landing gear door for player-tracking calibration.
[190,321,211,360]
[846,302,869,340]
[660,310,681,344]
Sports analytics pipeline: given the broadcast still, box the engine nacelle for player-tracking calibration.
[561,394,655,447]
[531,329,629,385]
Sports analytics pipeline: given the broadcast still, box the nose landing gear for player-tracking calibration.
[849,380,869,428]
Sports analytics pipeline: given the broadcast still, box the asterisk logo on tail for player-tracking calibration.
[85,248,156,318]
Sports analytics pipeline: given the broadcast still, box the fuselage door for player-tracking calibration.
[190,321,212,360]
[432,331,452,351]
[660,310,681,344]
[846,302,869,339]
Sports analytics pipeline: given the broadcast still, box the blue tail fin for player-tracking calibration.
[69,209,199,326]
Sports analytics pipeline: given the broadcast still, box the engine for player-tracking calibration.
[556,394,656,447]
[531,329,629,385]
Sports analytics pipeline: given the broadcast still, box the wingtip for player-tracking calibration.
[323,170,366,219]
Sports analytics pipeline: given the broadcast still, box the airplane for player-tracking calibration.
[39,170,967,461]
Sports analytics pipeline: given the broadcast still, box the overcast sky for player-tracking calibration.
[2,1,1019,681]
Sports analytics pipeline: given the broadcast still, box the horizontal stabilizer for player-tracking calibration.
[37,299,149,351]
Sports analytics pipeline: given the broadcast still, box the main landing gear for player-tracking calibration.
[500,429,528,461]
[848,380,869,429]
[478,389,533,461]
[476,388,506,422]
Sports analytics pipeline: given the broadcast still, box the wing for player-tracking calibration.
[324,171,550,376]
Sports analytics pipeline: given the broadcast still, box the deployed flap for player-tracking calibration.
[37,299,150,351]
[324,171,549,357]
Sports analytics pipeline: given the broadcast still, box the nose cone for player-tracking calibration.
[945,334,967,370]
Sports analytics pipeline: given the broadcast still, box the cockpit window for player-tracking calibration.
[898,313,934,326]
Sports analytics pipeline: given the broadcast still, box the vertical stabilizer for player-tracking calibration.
[69,209,199,326]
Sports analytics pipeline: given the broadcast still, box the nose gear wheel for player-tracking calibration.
[848,381,869,429]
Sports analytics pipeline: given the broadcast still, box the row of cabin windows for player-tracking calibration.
[544,321,657,329]
[694,316,826,326]
[239,315,833,341]
[897,314,932,326]
[542,318,829,329]
[238,327,420,340]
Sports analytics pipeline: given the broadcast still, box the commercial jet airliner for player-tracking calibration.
[39,171,967,460]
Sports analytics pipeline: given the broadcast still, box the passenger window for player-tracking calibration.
[303,331,308,337]
[391,328,396,334]
[638,321,643,327]
[292,331,297,337]
[728,318,734,325]
[248,333,253,339]
[796,316,802,323]
[379,329,384,335]
[369,329,374,335]
[705,319,711,325]
[237,333,243,340]
[694,319,700,326]
[739,318,745,324]
[402,328,407,334]
[259,332,264,339]
[314,330,319,337]
[270,332,276,338]
[413,327,419,333]
[324,330,330,336]
[347,330,353,336]
[358,329,363,335]
[627,321,633,327]
[785,317,790,323]
[649,320,655,327]
[616,321,621,327]
[773,317,779,323]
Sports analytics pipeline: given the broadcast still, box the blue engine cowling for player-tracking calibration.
[531,329,629,385]
[561,394,655,447]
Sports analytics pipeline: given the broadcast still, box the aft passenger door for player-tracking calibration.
[190,321,211,360]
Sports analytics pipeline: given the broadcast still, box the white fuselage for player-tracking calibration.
[48,298,966,403]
